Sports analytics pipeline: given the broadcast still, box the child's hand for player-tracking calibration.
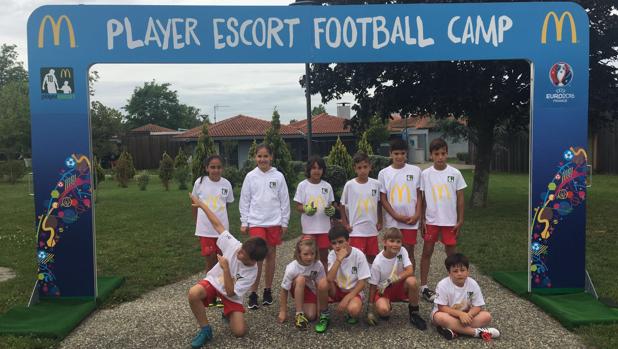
[337,294,352,313]
[188,193,200,207]
[324,205,336,217]
[376,222,383,231]
[278,310,287,323]
[366,304,378,326]
[282,227,288,235]
[344,224,352,233]
[240,226,248,235]
[377,280,390,295]
[406,215,420,225]
[452,221,463,236]
[335,248,347,262]
[217,254,229,270]
[458,312,473,326]
[304,203,317,216]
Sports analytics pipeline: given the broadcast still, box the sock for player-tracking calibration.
[474,328,481,337]
[201,324,211,331]
[420,285,428,291]
[296,311,304,316]
[321,309,331,318]
[408,304,420,313]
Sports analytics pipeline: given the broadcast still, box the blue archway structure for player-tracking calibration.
[6,2,611,337]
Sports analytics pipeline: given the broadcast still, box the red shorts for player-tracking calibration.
[198,280,245,317]
[199,237,221,256]
[400,229,418,246]
[349,236,379,257]
[330,284,363,303]
[290,283,318,304]
[373,280,408,303]
[249,226,282,246]
[423,225,457,246]
[302,233,330,250]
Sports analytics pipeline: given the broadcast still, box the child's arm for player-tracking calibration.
[326,248,347,282]
[368,284,377,304]
[217,255,236,297]
[189,194,225,234]
[420,191,427,236]
[467,305,482,318]
[438,304,473,325]
[278,289,288,323]
[396,265,414,281]
[406,188,423,225]
[279,177,290,231]
[337,279,366,313]
[376,202,383,231]
[453,189,465,235]
[380,192,406,223]
[294,202,305,214]
[239,177,251,233]
[339,204,351,232]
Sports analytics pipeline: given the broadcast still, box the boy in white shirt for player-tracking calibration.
[340,152,383,263]
[366,228,427,330]
[188,194,268,348]
[432,253,500,341]
[378,138,422,270]
[314,225,371,333]
[419,138,467,302]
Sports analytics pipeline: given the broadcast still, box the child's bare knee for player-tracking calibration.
[406,276,417,289]
[317,278,329,291]
[376,303,390,316]
[188,285,203,301]
[294,275,306,286]
[230,315,246,337]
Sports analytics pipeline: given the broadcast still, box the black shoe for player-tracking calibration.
[409,312,427,331]
[262,288,273,305]
[248,292,259,310]
[437,326,456,340]
[421,288,436,302]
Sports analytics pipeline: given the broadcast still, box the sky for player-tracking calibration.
[1,0,355,124]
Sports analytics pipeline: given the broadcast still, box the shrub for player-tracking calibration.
[174,149,190,190]
[323,164,348,203]
[159,152,174,191]
[0,159,26,184]
[93,156,105,189]
[456,152,470,163]
[327,137,354,178]
[191,119,217,181]
[357,131,374,155]
[223,166,241,189]
[265,109,294,193]
[369,155,391,178]
[114,151,136,188]
[291,160,304,174]
[136,171,149,191]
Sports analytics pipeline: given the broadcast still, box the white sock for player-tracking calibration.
[420,285,428,291]
[474,328,482,337]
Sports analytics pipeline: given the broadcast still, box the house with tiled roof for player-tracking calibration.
[123,123,184,169]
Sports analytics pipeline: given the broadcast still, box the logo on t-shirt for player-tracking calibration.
[371,189,377,196]
[221,188,228,196]
[406,175,413,181]
[397,254,403,263]
[269,181,277,189]
[321,187,329,194]
[447,176,455,183]
[467,291,474,301]
[310,270,318,280]
[235,273,244,280]
[351,266,358,275]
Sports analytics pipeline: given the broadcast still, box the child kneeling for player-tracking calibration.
[432,253,500,341]
[366,228,427,330]
[188,194,268,348]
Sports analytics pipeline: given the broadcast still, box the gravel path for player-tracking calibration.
[61,238,584,349]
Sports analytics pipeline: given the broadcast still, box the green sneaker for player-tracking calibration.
[191,325,213,348]
[345,314,359,325]
[315,314,330,333]
[214,297,224,308]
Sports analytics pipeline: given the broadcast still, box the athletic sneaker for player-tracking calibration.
[436,326,456,340]
[295,312,309,330]
[191,325,213,348]
[409,312,427,331]
[214,297,224,308]
[478,327,500,342]
[248,292,259,310]
[262,288,273,305]
[345,314,358,325]
[421,288,436,302]
[315,314,330,333]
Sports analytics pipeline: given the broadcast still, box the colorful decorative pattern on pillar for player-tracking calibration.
[530,147,587,287]
[36,154,92,296]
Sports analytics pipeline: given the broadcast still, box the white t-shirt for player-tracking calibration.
[191,177,234,238]
[327,247,371,292]
[420,165,467,226]
[294,179,335,235]
[204,231,257,304]
[369,247,412,285]
[378,164,422,229]
[281,260,326,294]
[431,276,485,317]
[341,178,382,237]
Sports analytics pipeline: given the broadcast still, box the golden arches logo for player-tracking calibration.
[355,197,375,219]
[390,184,411,204]
[431,184,451,201]
[541,11,577,44]
[308,195,326,209]
[38,15,76,48]
[60,69,71,78]
[202,195,223,212]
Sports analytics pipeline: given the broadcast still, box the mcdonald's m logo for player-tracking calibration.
[38,15,76,48]
[390,184,411,204]
[541,11,577,44]
[59,69,71,78]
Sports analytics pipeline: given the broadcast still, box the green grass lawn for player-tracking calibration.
[0,172,616,348]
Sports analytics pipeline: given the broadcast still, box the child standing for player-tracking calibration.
[240,144,290,309]
[294,156,336,269]
[278,238,326,330]
[191,155,234,275]
[340,152,383,264]
[419,138,466,302]
[432,253,500,341]
[378,138,422,271]
[366,228,427,330]
[187,194,268,348]
[314,224,371,333]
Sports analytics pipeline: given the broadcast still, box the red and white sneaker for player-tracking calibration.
[477,327,500,342]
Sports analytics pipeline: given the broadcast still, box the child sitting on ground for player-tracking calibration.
[432,253,500,341]
[278,238,326,330]
[187,193,268,348]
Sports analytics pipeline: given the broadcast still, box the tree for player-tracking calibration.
[191,117,217,181]
[327,137,354,178]
[124,80,201,130]
[307,0,618,207]
[159,152,174,191]
[0,81,30,156]
[174,148,190,190]
[90,101,123,160]
[311,104,327,116]
[264,108,295,192]
[357,131,373,155]
[365,115,390,152]
[114,151,136,188]
[0,44,28,87]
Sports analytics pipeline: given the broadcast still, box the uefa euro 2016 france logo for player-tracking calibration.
[549,62,573,87]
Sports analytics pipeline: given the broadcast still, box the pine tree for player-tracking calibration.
[114,151,136,188]
[191,117,217,181]
[264,108,294,192]
[248,139,258,159]
[357,131,374,155]
[159,152,174,191]
[327,137,354,178]
[93,155,105,189]
[174,148,190,190]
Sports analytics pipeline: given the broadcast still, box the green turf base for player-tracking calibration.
[0,276,123,339]
[493,272,618,329]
